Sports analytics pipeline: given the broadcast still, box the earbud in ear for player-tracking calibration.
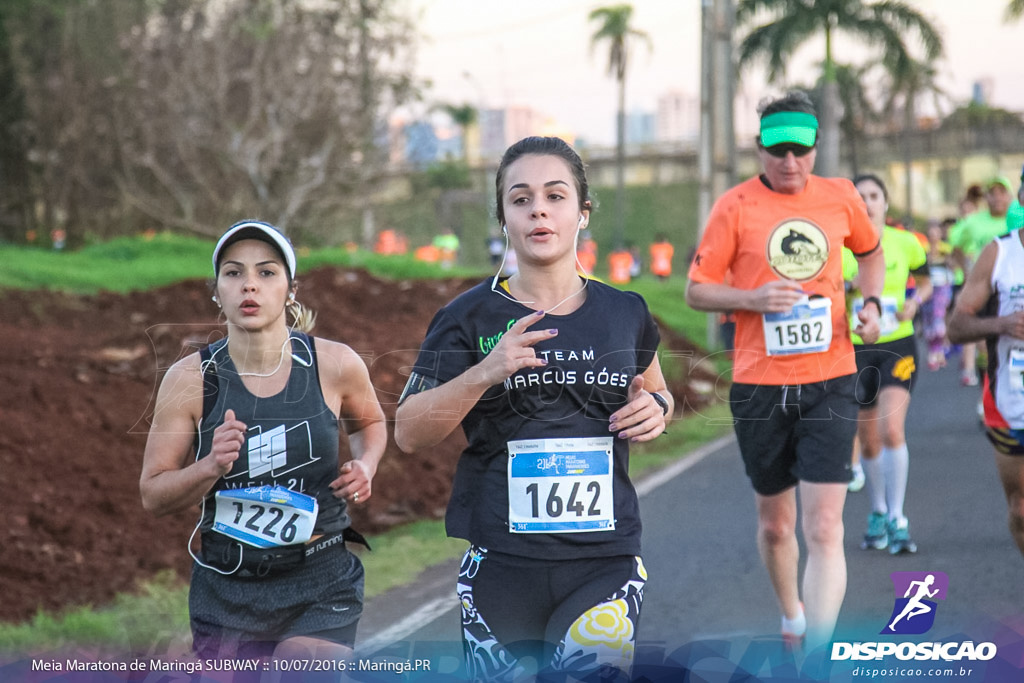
[211,295,219,305]
[288,292,296,302]
[501,224,508,235]
[578,215,585,227]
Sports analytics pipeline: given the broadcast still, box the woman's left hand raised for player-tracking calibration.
[608,375,667,443]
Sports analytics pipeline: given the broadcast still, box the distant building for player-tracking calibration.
[972,78,994,106]
[479,105,567,160]
[404,121,441,169]
[478,108,507,161]
[388,105,571,167]
[627,111,656,146]
[656,90,699,144]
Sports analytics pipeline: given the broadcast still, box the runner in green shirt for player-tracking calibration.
[948,177,1014,266]
[1011,165,1024,231]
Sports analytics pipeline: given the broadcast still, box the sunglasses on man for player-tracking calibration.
[763,143,815,158]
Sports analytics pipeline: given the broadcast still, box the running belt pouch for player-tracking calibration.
[343,526,372,551]
[201,531,305,578]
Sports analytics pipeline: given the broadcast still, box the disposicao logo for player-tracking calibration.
[883,571,948,635]
[831,570,998,663]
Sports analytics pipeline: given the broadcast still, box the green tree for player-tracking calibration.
[0,0,33,243]
[781,65,876,175]
[1007,0,1024,21]
[832,62,878,176]
[589,4,651,249]
[736,0,943,177]
[1,0,417,244]
[942,102,1024,129]
[437,102,477,163]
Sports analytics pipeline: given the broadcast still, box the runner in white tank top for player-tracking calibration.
[948,228,1024,559]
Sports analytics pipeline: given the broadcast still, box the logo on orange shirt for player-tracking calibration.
[766,220,829,281]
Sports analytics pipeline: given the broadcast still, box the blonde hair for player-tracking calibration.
[287,296,317,333]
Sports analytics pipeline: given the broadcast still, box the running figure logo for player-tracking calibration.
[882,571,948,635]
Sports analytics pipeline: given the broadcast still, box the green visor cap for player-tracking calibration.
[988,176,1013,193]
[760,111,819,147]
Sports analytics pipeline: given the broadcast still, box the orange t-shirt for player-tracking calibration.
[608,251,633,283]
[577,248,597,275]
[650,241,674,277]
[688,175,879,385]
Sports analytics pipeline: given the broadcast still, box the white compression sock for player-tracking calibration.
[881,443,910,522]
[863,455,887,514]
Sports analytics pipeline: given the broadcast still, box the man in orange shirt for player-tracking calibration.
[576,231,598,276]
[608,246,633,284]
[686,91,885,653]
[649,234,674,280]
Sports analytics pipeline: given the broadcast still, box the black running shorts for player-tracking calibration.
[854,335,919,407]
[189,537,363,660]
[729,374,859,495]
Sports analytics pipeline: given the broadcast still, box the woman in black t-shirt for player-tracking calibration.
[395,137,673,681]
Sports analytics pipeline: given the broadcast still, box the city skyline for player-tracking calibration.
[404,0,1024,147]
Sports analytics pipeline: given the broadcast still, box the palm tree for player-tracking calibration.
[589,4,651,249]
[879,55,949,219]
[736,0,943,177]
[785,63,877,175]
[1007,0,1024,21]
[832,62,878,176]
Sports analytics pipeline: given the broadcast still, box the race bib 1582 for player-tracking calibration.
[763,296,832,356]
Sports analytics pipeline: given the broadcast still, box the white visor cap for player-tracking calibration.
[213,220,296,279]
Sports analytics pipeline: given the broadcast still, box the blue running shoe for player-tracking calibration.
[862,511,888,550]
[888,517,918,555]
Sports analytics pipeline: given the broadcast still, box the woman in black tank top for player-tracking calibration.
[141,220,387,661]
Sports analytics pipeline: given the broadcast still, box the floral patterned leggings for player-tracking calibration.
[457,546,646,682]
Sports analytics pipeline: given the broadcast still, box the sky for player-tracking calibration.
[402,0,1024,147]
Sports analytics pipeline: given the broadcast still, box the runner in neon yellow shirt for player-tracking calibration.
[843,174,932,555]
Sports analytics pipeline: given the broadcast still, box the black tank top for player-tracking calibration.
[195,333,347,534]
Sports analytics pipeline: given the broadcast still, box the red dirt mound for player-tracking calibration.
[0,268,717,623]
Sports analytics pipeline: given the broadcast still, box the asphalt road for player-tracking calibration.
[355,359,1024,681]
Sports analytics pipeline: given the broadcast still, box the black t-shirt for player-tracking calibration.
[407,278,661,559]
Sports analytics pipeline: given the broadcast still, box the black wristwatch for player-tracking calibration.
[863,296,883,316]
[650,391,670,416]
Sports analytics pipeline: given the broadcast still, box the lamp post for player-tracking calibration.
[699,0,735,351]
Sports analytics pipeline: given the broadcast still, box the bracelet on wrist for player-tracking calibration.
[650,391,670,416]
